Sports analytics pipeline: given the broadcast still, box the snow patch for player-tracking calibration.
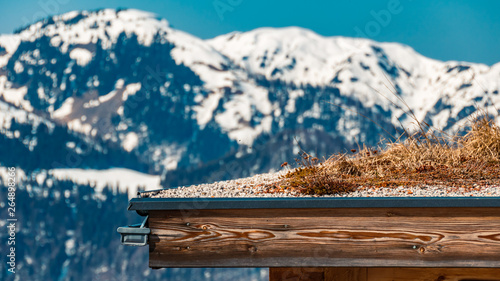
[36,172,47,185]
[122,83,141,100]
[14,61,24,73]
[67,119,92,135]
[115,79,125,89]
[69,48,93,66]
[49,168,162,198]
[98,90,117,103]
[122,132,139,152]
[58,11,80,21]
[168,29,233,90]
[0,101,28,128]
[37,87,46,100]
[213,83,273,145]
[152,144,186,171]
[193,92,222,128]
[0,167,27,184]
[303,102,321,119]
[0,35,21,68]
[52,97,74,119]
[65,239,76,256]
[83,99,100,108]
[285,90,305,113]
[0,76,32,111]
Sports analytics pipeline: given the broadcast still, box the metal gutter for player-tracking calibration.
[128,197,500,212]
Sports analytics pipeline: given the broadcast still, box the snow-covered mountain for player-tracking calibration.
[1,8,500,182]
[208,27,500,129]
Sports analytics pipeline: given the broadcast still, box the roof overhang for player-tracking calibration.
[128,196,500,213]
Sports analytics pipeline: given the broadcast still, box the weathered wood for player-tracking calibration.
[269,267,368,281]
[269,268,326,281]
[270,267,500,281]
[148,207,500,268]
[363,267,500,281]
[325,268,368,281]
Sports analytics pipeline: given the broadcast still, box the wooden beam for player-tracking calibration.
[325,268,368,281]
[269,267,327,281]
[147,207,500,268]
[269,267,500,281]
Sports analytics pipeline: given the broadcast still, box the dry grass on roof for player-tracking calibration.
[276,114,500,196]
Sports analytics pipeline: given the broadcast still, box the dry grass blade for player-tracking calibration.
[278,114,500,195]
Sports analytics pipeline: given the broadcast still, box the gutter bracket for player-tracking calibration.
[117,215,150,246]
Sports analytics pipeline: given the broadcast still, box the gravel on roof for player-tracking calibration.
[142,169,500,198]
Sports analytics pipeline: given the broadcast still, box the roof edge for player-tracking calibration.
[128,197,500,211]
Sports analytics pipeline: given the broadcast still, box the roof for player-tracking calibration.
[128,197,500,213]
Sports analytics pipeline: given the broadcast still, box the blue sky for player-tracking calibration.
[1,0,499,65]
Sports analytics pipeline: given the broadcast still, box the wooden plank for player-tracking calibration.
[325,268,367,281]
[269,268,326,281]
[148,207,500,268]
[364,267,500,281]
[270,268,500,281]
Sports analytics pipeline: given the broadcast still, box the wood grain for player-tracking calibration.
[148,207,500,268]
[270,267,500,281]
[269,267,326,281]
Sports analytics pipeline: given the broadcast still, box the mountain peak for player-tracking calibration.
[13,8,169,53]
[208,25,397,86]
